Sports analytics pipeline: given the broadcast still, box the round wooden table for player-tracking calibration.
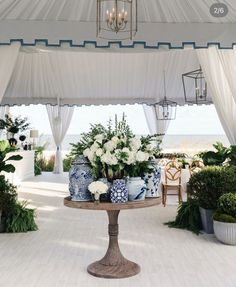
[64,196,161,279]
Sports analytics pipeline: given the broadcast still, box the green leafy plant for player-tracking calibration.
[0,140,22,173]
[165,200,202,235]
[188,166,236,210]
[0,114,30,134]
[6,201,38,233]
[0,176,17,215]
[0,140,38,233]
[213,193,236,223]
[198,142,230,166]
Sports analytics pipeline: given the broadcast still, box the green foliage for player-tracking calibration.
[188,166,236,210]
[213,212,236,223]
[228,145,236,166]
[0,140,22,174]
[63,155,73,172]
[199,142,230,166]
[0,140,38,234]
[157,152,188,159]
[0,114,30,133]
[34,145,45,175]
[165,200,202,235]
[217,193,236,218]
[6,201,38,233]
[0,176,17,214]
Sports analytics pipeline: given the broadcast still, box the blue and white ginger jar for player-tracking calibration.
[110,179,128,203]
[127,177,146,201]
[144,164,161,198]
[69,155,93,201]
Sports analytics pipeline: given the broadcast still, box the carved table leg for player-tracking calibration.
[87,210,140,278]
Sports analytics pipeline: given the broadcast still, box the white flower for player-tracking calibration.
[90,142,99,152]
[125,151,136,165]
[122,147,130,153]
[111,136,119,144]
[94,134,104,144]
[130,138,141,151]
[136,150,148,162]
[101,151,118,165]
[88,181,108,195]
[83,148,91,158]
[104,140,116,152]
[88,151,95,162]
[96,148,104,157]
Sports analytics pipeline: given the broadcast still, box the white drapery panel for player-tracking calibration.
[217,48,236,105]
[197,47,236,145]
[0,44,20,104]
[0,106,9,119]
[3,49,200,106]
[143,105,170,139]
[46,105,74,174]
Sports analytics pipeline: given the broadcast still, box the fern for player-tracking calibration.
[165,200,202,235]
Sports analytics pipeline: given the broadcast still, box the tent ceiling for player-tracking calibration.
[0,0,235,23]
[0,0,235,48]
[1,48,207,106]
[0,0,236,23]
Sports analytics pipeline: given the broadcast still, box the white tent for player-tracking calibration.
[0,0,236,172]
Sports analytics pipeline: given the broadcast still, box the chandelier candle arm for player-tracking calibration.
[97,0,137,40]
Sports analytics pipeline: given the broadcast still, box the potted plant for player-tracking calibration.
[188,166,236,234]
[213,193,236,245]
[0,176,17,232]
[0,114,30,146]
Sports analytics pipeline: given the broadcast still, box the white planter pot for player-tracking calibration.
[127,177,146,201]
[213,220,236,246]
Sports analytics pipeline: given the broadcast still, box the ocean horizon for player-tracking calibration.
[38,134,229,156]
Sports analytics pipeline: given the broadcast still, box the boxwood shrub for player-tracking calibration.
[188,166,236,210]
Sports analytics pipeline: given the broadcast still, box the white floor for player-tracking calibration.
[0,173,236,287]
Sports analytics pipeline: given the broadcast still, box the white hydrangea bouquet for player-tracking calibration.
[88,181,109,201]
[76,114,159,181]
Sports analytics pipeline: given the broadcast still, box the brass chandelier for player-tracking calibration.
[97,0,137,40]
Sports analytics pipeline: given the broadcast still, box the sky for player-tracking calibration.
[10,104,225,136]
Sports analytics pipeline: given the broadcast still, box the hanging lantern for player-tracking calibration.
[150,71,177,121]
[182,67,212,104]
[97,0,137,40]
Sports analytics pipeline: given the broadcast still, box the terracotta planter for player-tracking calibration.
[214,220,236,245]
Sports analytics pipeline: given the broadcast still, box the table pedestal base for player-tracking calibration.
[87,210,140,279]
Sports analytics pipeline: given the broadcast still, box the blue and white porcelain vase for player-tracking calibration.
[144,165,161,198]
[110,179,128,203]
[69,155,93,201]
[127,177,146,201]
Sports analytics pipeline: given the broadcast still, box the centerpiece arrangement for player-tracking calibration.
[69,115,160,203]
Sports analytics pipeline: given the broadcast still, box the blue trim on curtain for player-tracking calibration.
[0,39,234,49]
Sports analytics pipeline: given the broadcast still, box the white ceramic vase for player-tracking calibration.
[213,220,236,245]
[127,177,146,201]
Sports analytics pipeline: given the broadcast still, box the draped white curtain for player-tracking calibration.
[197,47,236,144]
[0,44,20,104]
[143,105,170,140]
[0,106,9,119]
[217,48,236,105]
[46,105,74,174]
[3,49,199,106]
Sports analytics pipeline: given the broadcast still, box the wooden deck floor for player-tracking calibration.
[0,173,236,287]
